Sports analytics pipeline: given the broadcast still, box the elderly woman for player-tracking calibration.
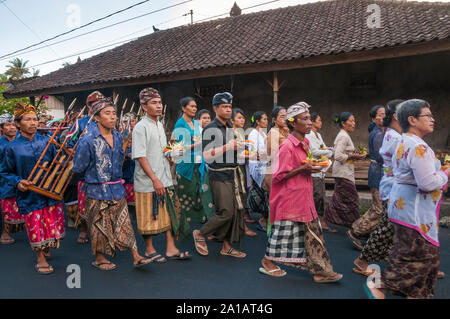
[324,112,366,228]
[367,99,450,299]
[259,102,342,283]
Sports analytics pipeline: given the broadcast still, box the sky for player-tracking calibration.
[1,0,448,76]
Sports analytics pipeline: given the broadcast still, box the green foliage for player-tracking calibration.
[0,83,49,116]
[4,58,30,80]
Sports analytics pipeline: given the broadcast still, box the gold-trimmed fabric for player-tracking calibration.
[14,102,36,119]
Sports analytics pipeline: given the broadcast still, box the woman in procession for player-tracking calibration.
[173,97,215,225]
[305,112,335,232]
[347,105,386,249]
[247,111,270,232]
[259,102,342,283]
[324,112,366,228]
[0,102,65,274]
[366,99,449,299]
[231,107,257,237]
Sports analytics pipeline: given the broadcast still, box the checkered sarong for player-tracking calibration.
[265,220,306,263]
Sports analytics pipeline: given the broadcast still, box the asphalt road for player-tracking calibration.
[0,212,449,299]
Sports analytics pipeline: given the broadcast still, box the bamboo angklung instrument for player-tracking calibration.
[25,98,92,200]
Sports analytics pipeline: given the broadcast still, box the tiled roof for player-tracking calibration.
[6,0,450,96]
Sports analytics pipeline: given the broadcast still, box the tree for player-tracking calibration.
[4,58,30,80]
[31,68,40,77]
[62,61,71,68]
[0,83,49,116]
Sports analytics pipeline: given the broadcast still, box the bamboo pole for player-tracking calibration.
[54,162,74,193]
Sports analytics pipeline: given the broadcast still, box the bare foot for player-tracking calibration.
[261,258,285,276]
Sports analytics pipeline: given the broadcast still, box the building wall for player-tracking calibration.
[158,51,450,149]
[62,50,449,149]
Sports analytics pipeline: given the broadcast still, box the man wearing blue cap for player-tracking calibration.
[192,92,247,258]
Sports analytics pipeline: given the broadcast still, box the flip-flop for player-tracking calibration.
[91,261,116,271]
[134,258,152,268]
[220,248,246,258]
[256,224,267,232]
[245,218,256,224]
[166,251,191,260]
[259,266,286,277]
[323,227,337,233]
[0,237,15,245]
[144,252,167,263]
[193,230,208,256]
[352,267,376,277]
[35,264,54,275]
[77,236,89,244]
[363,282,380,299]
[314,273,343,283]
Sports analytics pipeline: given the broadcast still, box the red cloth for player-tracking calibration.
[1,197,25,225]
[124,183,135,204]
[25,203,65,250]
[269,134,317,224]
[77,181,86,218]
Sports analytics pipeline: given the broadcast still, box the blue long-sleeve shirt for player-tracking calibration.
[0,134,61,214]
[0,136,16,200]
[368,125,384,189]
[72,124,126,201]
[122,145,135,184]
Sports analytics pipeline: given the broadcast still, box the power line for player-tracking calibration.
[2,1,61,60]
[27,38,139,69]
[0,0,152,60]
[0,0,193,62]
[14,0,288,72]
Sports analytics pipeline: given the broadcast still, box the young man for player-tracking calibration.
[0,102,65,274]
[67,91,104,244]
[132,88,190,263]
[73,98,151,270]
[192,92,247,258]
[0,113,25,244]
[260,103,342,283]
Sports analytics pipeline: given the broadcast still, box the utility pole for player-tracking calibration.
[183,9,193,25]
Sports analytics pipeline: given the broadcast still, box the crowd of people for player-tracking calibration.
[0,88,448,299]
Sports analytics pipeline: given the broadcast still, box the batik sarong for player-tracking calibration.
[324,177,360,228]
[381,223,440,299]
[84,197,137,256]
[176,164,214,223]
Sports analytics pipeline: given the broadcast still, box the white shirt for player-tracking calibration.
[305,131,333,178]
[248,128,267,188]
[132,116,173,193]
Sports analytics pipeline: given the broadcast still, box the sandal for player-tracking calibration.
[91,261,116,271]
[193,230,208,256]
[256,224,267,232]
[35,264,54,275]
[352,267,376,277]
[0,237,15,245]
[322,227,337,233]
[166,251,191,260]
[220,248,246,258]
[77,235,89,244]
[313,273,343,283]
[347,230,363,250]
[134,258,152,268]
[259,266,286,277]
[144,252,167,263]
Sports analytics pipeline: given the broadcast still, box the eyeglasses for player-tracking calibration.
[418,114,434,120]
